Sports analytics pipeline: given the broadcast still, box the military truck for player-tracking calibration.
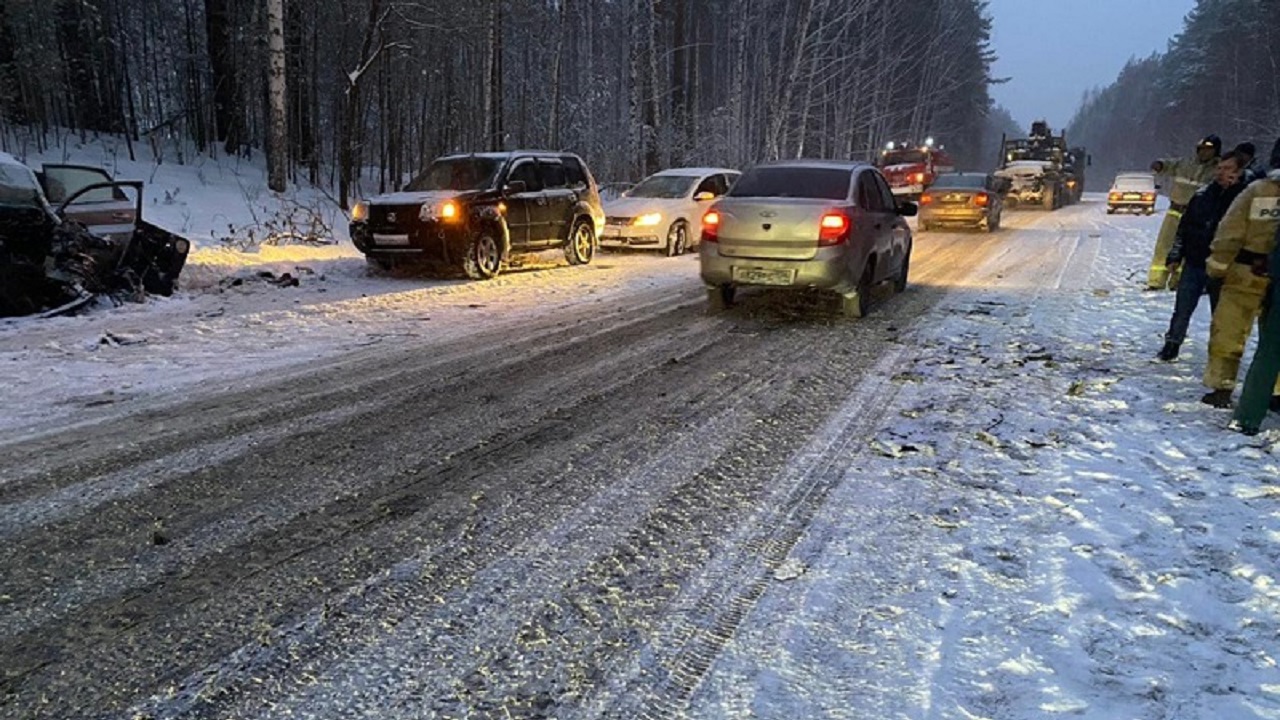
[994,121,1088,211]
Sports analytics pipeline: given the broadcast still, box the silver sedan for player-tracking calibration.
[699,160,916,317]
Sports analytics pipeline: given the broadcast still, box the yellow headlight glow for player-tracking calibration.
[441,200,461,221]
[634,212,662,227]
[351,201,369,222]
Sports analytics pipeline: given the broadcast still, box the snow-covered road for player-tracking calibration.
[1,199,1277,720]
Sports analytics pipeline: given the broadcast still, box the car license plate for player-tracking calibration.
[604,225,621,236]
[1123,193,1141,200]
[373,233,410,246]
[732,266,794,286]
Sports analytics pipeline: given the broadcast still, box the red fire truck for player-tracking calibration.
[876,139,955,201]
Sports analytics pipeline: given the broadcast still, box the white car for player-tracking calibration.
[601,168,740,255]
[1107,172,1158,215]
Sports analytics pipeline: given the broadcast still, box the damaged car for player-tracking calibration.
[0,153,190,317]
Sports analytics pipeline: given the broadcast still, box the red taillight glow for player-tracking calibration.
[974,192,990,208]
[818,212,850,246]
[701,210,720,243]
[913,172,927,184]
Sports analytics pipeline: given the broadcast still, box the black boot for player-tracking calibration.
[1201,389,1233,408]
[1157,341,1180,361]
[1269,396,1280,413]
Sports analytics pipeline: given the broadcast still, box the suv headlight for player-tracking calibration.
[634,212,662,227]
[351,201,369,222]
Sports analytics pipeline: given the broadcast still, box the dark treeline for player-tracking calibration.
[1068,0,1279,188]
[0,0,999,205]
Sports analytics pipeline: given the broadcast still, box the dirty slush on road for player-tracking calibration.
[0,225,1051,719]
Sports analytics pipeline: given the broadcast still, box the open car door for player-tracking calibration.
[37,164,138,242]
[40,165,190,296]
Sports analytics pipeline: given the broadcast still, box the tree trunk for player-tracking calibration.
[205,0,241,153]
[266,0,287,192]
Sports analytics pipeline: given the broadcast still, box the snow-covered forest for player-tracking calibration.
[0,0,998,204]
[1068,0,1280,184]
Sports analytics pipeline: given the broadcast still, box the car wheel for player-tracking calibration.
[367,257,394,273]
[894,244,911,293]
[842,263,874,318]
[464,231,503,280]
[1106,207,1115,215]
[707,284,735,313]
[665,220,689,257]
[565,218,595,266]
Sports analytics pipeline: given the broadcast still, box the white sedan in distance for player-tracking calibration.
[601,167,740,256]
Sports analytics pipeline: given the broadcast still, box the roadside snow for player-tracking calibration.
[0,251,700,437]
[690,205,1280,718]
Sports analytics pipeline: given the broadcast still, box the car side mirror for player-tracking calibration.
[897,201,918,217]
[693,191,715,202]
[505,180,527,195]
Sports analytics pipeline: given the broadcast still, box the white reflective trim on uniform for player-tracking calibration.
[1167,209,1183,218]
[1249,197,1280,221]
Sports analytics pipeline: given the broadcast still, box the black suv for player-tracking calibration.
[350,151,605,278]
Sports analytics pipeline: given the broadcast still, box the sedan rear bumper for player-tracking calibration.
[699,245,852,293]
[1107,200,1156,213]
[920,207,991,226]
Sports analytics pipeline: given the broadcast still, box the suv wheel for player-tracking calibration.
[665,221,689,257]
[565,219,595,266]
[464,231,502,280]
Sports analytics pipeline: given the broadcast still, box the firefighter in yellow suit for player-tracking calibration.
[1149,135,1222,290]
[1201,138,1280,408]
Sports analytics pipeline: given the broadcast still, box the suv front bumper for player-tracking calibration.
[351,222,470,263]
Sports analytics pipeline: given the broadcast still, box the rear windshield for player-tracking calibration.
[729,167,850,200]
[407,157,504,192]
[1114,176,1154,190]
[933,174,985,189]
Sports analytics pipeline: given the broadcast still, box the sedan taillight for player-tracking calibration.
[701,210,720,243]
[818,212,851,246]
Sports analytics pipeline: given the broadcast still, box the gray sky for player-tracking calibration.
[988,0,1197,130]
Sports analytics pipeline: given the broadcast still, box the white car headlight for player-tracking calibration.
[634,212,662,227]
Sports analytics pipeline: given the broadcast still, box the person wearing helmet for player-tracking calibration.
[1148,135,1223,290]
[1200,137,1280,408]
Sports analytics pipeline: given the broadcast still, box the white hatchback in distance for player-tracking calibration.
[601,168,740,255]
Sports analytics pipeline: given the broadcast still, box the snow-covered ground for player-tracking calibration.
[689,207,1280,718]
[4,131,354,248]
[2,132,1277,718]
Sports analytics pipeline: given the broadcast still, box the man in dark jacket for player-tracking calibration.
[1157,151,1247,361]
[1233,142,1268,184]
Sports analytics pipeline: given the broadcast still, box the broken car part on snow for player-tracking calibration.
[0,154,190,318]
